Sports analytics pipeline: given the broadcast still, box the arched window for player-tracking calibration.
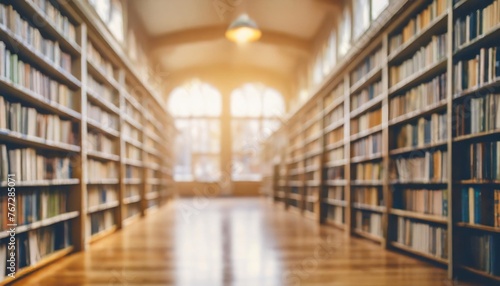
[230,83,285,181]
[168,80,222,181]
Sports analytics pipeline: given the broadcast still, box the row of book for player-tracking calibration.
[461,187,500,226]
[88,75,117,107]
[87,131,116,154]
[87,159,118,181]
[123,123,141,142]
[88,186,118,209]
[463,141,500,181]
[125,204,141,219]
[0,221,71,277]
[0,145,73,182]
[87,41,115,79]
[305,122,321,140]
[353,161,383,181]
[0,3,72,72]
[305,156,321,170]
[396,217,448,259]
[325,127,343,146]
[125,185,141,199]
[389,73,447,120]
[326,186,344,201]
[125,144,142,161]
[0,188,68,231]
[453,46,500,94]
[0,42,76,110]
[391,150,448,182]
[453,0,500,51]
[350,48,383,86]
[124,100,142,123]
[326,146,344,163]
[305,171,320,182]
[454,93,500,137]
[389,33,447,86]
[324,104,343,128]
[87,102,118,131]
[351,132,382,158]
[87,210,115,236]
[326,205,344,224]
[324,166,344,181]
[304,186,319,197]
[324,83,344,107]
[462,233,500,276]
[393,188,448,216]
[354,187,383,206]
[389,0,448,53]
[0,96,76,145]
[125,165,142,179]
[350,108,382,135]
[393,113,448,149]
[31,0,77,43]
[350,80,383,111]
[355,211,382,237]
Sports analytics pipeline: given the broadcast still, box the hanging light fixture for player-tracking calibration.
[225,13,262,43]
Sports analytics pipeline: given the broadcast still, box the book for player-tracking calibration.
[352,133,382,158]
[393,112,447,149]
[396,217,448,259]
[464,141,500,181]
[389,33,447,86]
[87,159,118,181]
[351,47,383,86]
[460,187,496,226]
[351,108,382,135]
[353,187,383,206]
[355,210,382,237]
[463,233,500,275]
[393,188,447,216]
[391,150,447,182]
[453,47,500,94]
[351,80,383,111]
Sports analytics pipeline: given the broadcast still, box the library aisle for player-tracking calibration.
[12,198,478,286]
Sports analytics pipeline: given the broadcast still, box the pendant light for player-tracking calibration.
[225,13,262,43]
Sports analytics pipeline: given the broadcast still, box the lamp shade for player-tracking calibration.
[225,13,262,43]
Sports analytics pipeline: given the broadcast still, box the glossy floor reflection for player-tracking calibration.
[14,198,479,285]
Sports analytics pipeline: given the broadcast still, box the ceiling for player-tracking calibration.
[131,0,339,77]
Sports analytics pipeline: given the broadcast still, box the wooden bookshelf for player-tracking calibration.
[0,0,176,284]
[261,0,500,282]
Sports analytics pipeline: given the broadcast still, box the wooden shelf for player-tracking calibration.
[123,195,141,205]
[390,241,448,265]
[325,180,347,186]
[87,119,119,137]
[324,219,346,230]
[351,180,383,186]
[456,222,500,233]
[390,209,447,224]
[14,0,81,55]
[124,137,143,149]
[389,59,447,96]
[453,77,500,100]
[349,93,384,119]
[124,115,143,130]
[458,265,500,282]
[325,160,347,168]
[324,96,344,114]
[0,129,81,152]
[388,99,447,126]
[87,201,120,214]
[87,178,120,185]
[350,67,382,95]
[390,180,447,185]
[124,158,143,167]
[323,198,347,207]
[146,191,160,200]
[325,140,345,151]
[88,225,118,244]
[350,153,383,164]
[87,150,120,162]
[87,59,120,91]
[324,120,344,134]
[352,229,383,243]
[0,24,81,89]
[388,12,448,64]
[352,203,385,213]
[350,125,383,142]
[0,246,74,285]
[390,141,447,156]
[453,129,500,143]
[453,23,500,57]
[0,179,79,187]
[288,193,302,201]
[0,211,80,239]
[0,77,81,120]
[87,89,120,115]
[124,178,142,185]
[455,179,500,185]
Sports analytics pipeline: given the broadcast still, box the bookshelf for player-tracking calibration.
[0,0,175,284]
[263,0,500,282]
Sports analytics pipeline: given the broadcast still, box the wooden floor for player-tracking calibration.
[13,198,483,286]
